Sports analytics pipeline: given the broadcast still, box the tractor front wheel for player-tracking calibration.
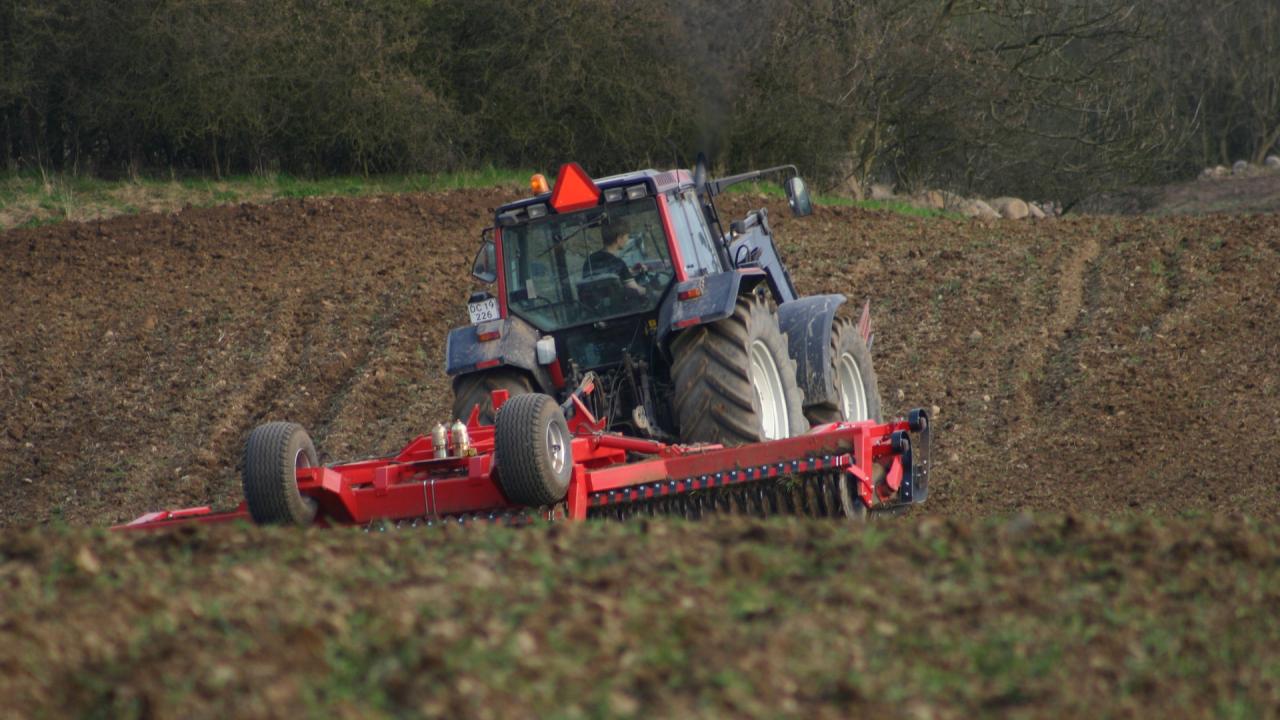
[671,292,808,445]
[242,421,319,526]
[494,393,573,506]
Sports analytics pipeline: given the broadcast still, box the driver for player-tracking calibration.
[583,219,647,297]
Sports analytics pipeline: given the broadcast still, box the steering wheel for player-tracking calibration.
[517,295,555,309]
[632,260,670,289]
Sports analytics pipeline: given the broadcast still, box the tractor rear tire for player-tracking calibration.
[242,421,318,526]
[805,318,882,425]
[494,393,573,506]
[452,369,533,425]
[671,293,808,445]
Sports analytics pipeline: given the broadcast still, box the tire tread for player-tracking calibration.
[494,394,571,506]
[242,421,317,525]
[671,293,807,445]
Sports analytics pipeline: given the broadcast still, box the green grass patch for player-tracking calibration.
[725,179,962,218]
[1,168,964,230]
[0,167,534,231]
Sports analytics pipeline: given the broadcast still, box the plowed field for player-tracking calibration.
[2,190,1279,717]
[2,192,1277,525]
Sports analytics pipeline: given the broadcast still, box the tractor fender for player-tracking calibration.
[777,294,848,408]
[444,315,553,392]
[656,269,771,345]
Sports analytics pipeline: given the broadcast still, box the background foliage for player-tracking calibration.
[1,0,1276,201]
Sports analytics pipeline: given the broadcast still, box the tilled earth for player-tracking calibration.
[2,190,1280,716]
[1,191,1277,525]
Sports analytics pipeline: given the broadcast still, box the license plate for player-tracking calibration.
[467,297,500,324]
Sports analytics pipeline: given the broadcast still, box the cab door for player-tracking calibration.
[666,189,724,278]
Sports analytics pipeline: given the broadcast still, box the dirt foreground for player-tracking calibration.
[3,516,1279,718]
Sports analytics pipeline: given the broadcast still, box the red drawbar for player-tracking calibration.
[549,162,601,213]
[547,357,566,389]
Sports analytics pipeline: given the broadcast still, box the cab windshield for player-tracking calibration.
[501,198,673,332]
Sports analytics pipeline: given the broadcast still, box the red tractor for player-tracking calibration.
[116,161,930,530]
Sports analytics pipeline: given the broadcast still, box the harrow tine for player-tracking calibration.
[715,492,732,515]
[813,475,831,517]
[827,473,846,519]
[747,487,762,517]
[778,479,798,512]
[763,486,779,515]
[809,476,826,517]
[820,474,836,518]
[797,477,812,516]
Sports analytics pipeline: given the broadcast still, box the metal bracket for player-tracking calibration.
[898,408,931,504]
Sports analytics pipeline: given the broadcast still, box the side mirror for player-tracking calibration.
[472,239,497,284]
[784,176,813,217]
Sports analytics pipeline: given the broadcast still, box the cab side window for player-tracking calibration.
[679,190,722,274]
[667,191,723,276]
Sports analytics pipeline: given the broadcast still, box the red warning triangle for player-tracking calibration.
[549,162,600,213]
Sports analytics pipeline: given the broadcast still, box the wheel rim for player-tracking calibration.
[749,339,789,439]
[837,351,869,421]
[293,447,318,515]
[546,420,569,475]
[293,448,310,472]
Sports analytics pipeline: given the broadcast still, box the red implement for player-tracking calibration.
[113,391,930,531]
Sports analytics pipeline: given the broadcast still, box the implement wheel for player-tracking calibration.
[834,472,870,522]
[242,421,318,526]
[806,318,882,425]
[671,292,808,445]
[494,393,572,506]
[452,368,534,425]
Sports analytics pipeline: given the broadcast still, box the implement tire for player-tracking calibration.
[242,421,318,526]
[805,318,882,425]
[671,293,808,445]
[452,369,533,425]
[494,393,572,506]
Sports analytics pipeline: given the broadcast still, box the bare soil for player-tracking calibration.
[6,192,1277,526]
[2,192,1279,716]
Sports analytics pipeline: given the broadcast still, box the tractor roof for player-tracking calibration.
[496,167,693,216]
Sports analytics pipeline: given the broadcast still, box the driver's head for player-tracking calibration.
[602,218,630,250]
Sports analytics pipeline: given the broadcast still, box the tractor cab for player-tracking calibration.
[470,162,726,337]
[464,163,728,375]
[496,193,674,333]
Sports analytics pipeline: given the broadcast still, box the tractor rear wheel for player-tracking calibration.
[452,368,533,425]
[242,421,318,526]
[671,293,808,445]
[494,393,573,506]
[805,318,882,425]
